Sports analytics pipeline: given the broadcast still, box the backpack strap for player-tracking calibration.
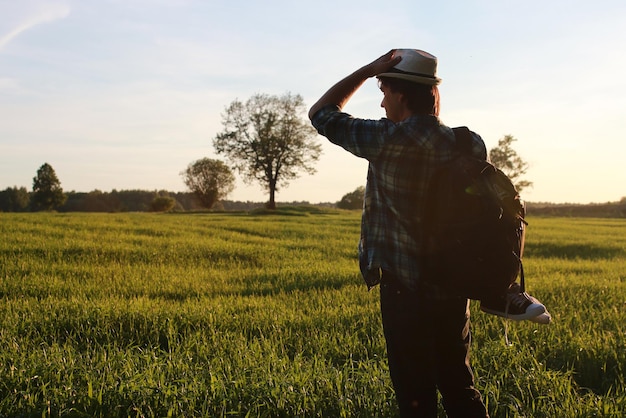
[452,126,474,156]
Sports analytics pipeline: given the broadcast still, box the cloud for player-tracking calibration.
[0,1,70,51]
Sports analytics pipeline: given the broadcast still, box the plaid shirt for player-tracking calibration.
[311,104,487,294]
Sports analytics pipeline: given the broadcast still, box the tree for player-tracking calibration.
[151,195,176,212]
[488,135,533,193]
[31,163,67,211]
[0,186,30,212]
[337,186,365,210]
[213,92,322,209]
[181,158,235,209]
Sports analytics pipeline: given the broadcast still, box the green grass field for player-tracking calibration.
[1,209,625,417]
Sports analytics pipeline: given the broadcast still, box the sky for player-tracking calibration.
[1,0,625,205]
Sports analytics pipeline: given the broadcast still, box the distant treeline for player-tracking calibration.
[2,186,626,217]
[60,190,336,212]
[527,200,626,218]
[0,187,335,213]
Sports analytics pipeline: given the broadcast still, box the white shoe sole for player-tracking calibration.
[529,311,552,324]
[481,302,546,321]
[527,295,552,324]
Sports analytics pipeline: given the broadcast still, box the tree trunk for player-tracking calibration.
[267,181,276,210]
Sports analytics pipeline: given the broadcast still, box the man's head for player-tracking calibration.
[378,77,440,119]
[377,49,441,119]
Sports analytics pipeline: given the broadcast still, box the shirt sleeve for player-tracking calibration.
[311,104,397,161]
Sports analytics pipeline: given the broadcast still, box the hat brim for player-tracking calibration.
[378,72,441,85]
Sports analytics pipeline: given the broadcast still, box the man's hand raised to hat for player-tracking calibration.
[361,50,402,78]
[309,50,401,120]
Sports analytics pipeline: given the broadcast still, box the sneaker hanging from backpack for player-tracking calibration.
[479,266,547,321]
[480,268,552,345]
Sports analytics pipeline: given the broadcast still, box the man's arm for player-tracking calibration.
[308,50,401,120]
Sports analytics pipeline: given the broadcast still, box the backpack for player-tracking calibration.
[421,127,527,300]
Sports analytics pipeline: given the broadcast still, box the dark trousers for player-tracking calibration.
[380,274,488,418]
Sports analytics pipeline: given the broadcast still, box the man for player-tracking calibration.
[309,49,547,417]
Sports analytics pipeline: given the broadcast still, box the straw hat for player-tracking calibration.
[378,49,441,85]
